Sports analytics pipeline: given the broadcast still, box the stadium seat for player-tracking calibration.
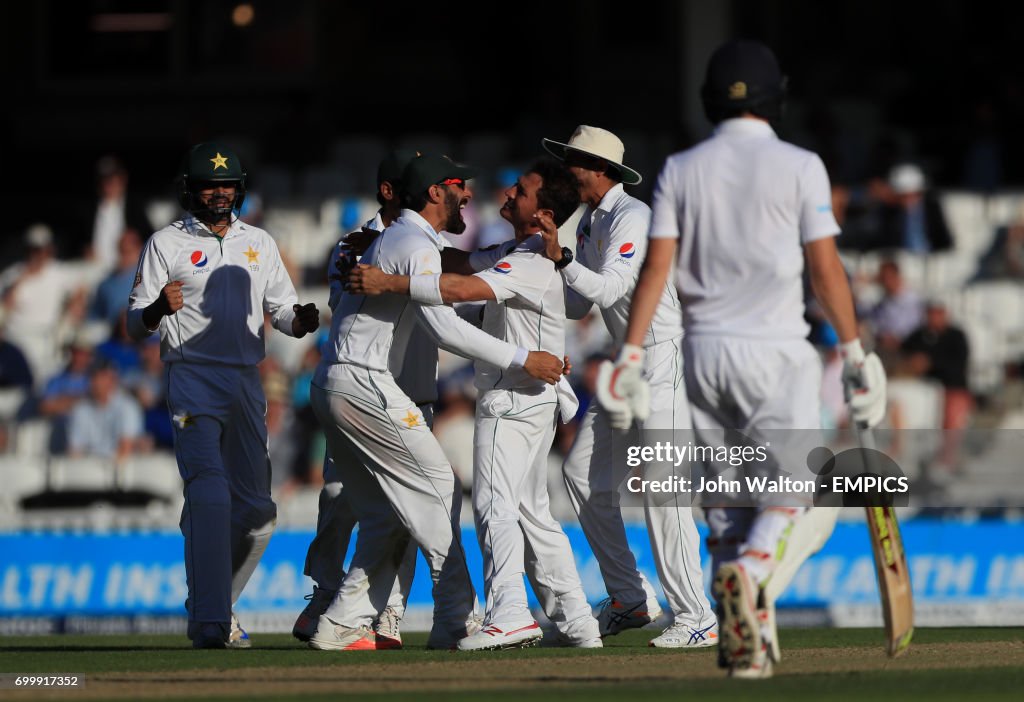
[144,198,179,230]
[938,190,990,257]
[0,456,46,511]
[120,454,182,501]
[14,420,52,460]
[263,207,320,266]
[0,388,26,422]
[49,456,116,492]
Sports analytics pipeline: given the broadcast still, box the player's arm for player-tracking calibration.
[263,239,319,338]
[623,237,678,347]
[805,237,857,343]
[347,266,497,303]
[538,210,641,309]
[441,240,517,275]
[127,236,180,339]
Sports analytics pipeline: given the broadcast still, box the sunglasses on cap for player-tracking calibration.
[437,178,466,187]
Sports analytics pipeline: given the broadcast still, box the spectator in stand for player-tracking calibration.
[38,334,94,454]
[901,301,971,476]
[67,361,146,461]
[972,204,1024,282]
[90,228,144,327]
[868,259,924,355]
[0,224,86,386]
[878,163,953,253]
[122,335,172,449]
[0,333,33,391]
[82,156,152,272]
[95,310,141,373]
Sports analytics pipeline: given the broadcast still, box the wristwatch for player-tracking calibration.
[554,246,574,270]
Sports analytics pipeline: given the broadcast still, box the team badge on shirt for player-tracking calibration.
[618,243,636,259]
[401,410,422,428]
[493,261,512,274]
[245,245,260,272]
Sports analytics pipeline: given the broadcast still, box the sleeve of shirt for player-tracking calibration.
[327,241,344,311]
[799,153,841,244]
[473,251,552,304]
[126,235,169,340]
[67,405,87,454]
[468,239,518,272]
[262,237,299,337]
[404,244,521,369]
[560,206,647,309]
[648,159,682,239]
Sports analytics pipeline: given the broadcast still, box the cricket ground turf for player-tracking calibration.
[1,628,1021,701]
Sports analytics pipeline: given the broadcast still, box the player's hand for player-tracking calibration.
[533,211,563,263]
[524,351,564,385]
[328,245,357,285]
[343,226,381,256]
[563,355,572,376]
[157,281,184,317]
[347,264,393,296]
[840,339,887,427]
[292,302,320,337]
[596,344,650,431]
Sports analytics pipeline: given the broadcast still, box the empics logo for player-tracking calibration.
[618,243,636,259]
[493,261,512,274]
[191,251,208,268]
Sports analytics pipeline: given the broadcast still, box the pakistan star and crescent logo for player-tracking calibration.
[210,152,229,170]
[245,246,260,264]
[401,410,421,428]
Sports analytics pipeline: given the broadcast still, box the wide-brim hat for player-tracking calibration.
[541,125,642,185]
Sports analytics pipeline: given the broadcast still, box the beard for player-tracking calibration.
[443,187,467,234]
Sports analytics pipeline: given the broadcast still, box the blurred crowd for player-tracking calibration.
[2,151,1022,513]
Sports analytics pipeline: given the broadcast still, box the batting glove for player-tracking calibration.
[840,339,887,428]
[596,344,650,431]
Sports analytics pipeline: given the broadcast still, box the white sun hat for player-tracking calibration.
[542,125,643,185]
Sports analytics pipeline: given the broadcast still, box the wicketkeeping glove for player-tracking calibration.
[840,339,887,428]
[596,344,650,431]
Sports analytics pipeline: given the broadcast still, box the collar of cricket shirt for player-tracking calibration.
[183,214,241,239]
[595,182,627,215]
[400,208,446,251]
[714,117,777,140]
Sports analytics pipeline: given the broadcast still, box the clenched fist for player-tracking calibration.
[292,302,320,337]
[158,280,185,316]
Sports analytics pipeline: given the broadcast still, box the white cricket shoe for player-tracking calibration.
[595,597,662,637]
[648,621,718,648]
[712,562,773,679]
[373,606,403,650]
[292,586,336,642]
[228,612,252,649]
[457,621,543,651]
[426,613,484,650]
[308,616,378,651]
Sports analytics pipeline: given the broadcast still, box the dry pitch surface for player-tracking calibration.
[1,628,1022,702]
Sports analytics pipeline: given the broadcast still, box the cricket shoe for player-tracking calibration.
[712,562,773,679]
[373,606,403,650]
[596,597,662,637]
[293,586,336,642]
[457,621,543,651]
[426,613,484,650]
[228,612,252,649]
[648,621,719,648]
[308,616,378,651]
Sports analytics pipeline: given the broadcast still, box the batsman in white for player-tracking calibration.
[537,126,717,648]
[604,40,886,678]
[306,154,565,651]
[350,158,602,651]
[127,142,320,649]
[293,149,426,649]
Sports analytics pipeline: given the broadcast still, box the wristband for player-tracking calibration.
[409,273,443,306]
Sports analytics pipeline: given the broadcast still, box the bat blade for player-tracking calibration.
[866,501,914,657]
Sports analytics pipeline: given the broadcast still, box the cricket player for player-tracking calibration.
[293,150,424,648]
[537,126,716,647]
[306,154,566,651]
[127,142,320,649]
[602,40,887,677]
[350,159,602,650]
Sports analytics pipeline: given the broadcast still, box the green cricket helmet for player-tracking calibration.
[176,142,247,220]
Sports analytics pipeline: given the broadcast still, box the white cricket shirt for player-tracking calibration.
[318,210,519,382]
[649,118,840,340]
[127,216,299,365]
[473,235,565,391]
[562,184,682,347]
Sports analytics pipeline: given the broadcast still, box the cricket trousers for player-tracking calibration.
[563,336,714,628]
[474,385,598,640]
[167,362,277,637]
[310,363,475,638]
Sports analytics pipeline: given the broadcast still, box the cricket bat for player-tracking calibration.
[858,424,914,657]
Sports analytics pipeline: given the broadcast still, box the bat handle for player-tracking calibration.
[856,421,877,452]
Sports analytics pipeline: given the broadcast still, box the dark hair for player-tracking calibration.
[529,158,580,227]
[400,187,431,212]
